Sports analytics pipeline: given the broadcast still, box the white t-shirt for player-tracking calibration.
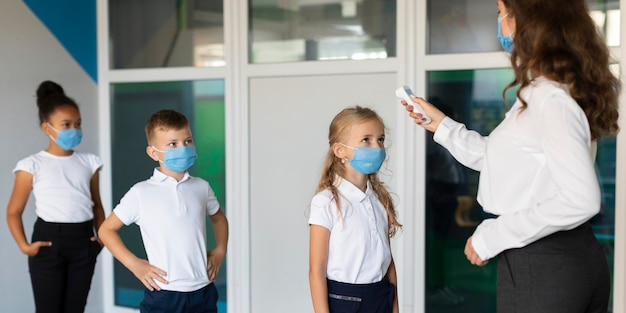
[308,178,391,284]
[434,76,600,260]
[113,168,221,292]
[13,150,102,223]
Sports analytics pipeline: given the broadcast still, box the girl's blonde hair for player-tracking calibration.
[316,106,402,237]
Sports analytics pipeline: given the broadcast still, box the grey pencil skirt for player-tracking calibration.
[497,222,610,313]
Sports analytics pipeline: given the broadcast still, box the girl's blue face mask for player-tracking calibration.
[340,143,386,175]
[497,14,514,53]
[152,145,197,172]
[48,123,82,151]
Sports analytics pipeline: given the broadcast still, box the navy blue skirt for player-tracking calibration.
[327,277,395,313]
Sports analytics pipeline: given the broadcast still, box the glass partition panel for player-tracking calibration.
[427,0,620,54]
[109,0,225,69]
[589,0,620,47]
[425,69,615,312]
[110,80,226,311]
[427,0,500,54]
[249,0,396,63]
[594,136,617,311]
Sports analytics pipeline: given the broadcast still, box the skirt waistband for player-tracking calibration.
[327,276,390,294]
[505,222,600,256]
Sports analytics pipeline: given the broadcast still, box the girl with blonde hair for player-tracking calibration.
[309,106,401,313]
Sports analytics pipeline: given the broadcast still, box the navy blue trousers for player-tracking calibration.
[28,218,101,313]
[497,222,610,313]
[140,282,218,313]
[327,277,395,313]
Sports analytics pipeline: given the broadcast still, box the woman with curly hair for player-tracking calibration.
[402,0,619,312]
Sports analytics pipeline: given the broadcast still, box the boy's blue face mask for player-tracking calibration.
[340,143,386,175]
[152,145,197,172]
[48,123,82,151]
[497,14,514,53]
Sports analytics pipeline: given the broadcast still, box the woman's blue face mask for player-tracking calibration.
[497,14,514,53]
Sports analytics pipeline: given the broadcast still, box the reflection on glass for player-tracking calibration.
[589,0,621,47]
[249,0,396,63]
[425,69,615,312]
[427,0,620,54]
[427,0,500,54]
[109,0,225,69]
[110,80,227,311]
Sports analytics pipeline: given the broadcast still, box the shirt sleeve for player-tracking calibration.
[308,194,334,231]
[206,182,221,216]
[433,117,488,172]
[87,153,103,174]
[471,92,600,260]
[113,187,141,226]
[13,156,36,175]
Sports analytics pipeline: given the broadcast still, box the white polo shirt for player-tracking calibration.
[113,168,221,292]
[13,150,102,223]
[309,178,391,284]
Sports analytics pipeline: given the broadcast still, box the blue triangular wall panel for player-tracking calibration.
[23,0,97,82]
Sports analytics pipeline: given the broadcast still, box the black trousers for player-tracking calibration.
[28,218,102,313]
[497,222,610,313]
[327,277,395,313]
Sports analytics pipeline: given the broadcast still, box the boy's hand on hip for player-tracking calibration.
[130,259,168,291]
[207,247,226,281]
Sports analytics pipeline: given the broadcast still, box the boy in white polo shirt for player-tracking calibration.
[99,109,229,313]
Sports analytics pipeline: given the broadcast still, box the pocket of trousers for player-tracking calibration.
[88,240,104,258]
[32,245,54,258]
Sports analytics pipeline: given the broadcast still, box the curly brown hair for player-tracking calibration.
[502,0,620,140]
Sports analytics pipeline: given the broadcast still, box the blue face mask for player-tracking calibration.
[152,145,197,172]
[48,124,82,151]
[497,14,514,53]
[340,144,386,175]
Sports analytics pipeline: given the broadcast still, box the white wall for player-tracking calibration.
[0,1,101,312]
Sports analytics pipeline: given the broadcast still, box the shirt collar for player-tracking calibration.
[531,76,569,94]
[149,167,191,184]
[336,176,374,202]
